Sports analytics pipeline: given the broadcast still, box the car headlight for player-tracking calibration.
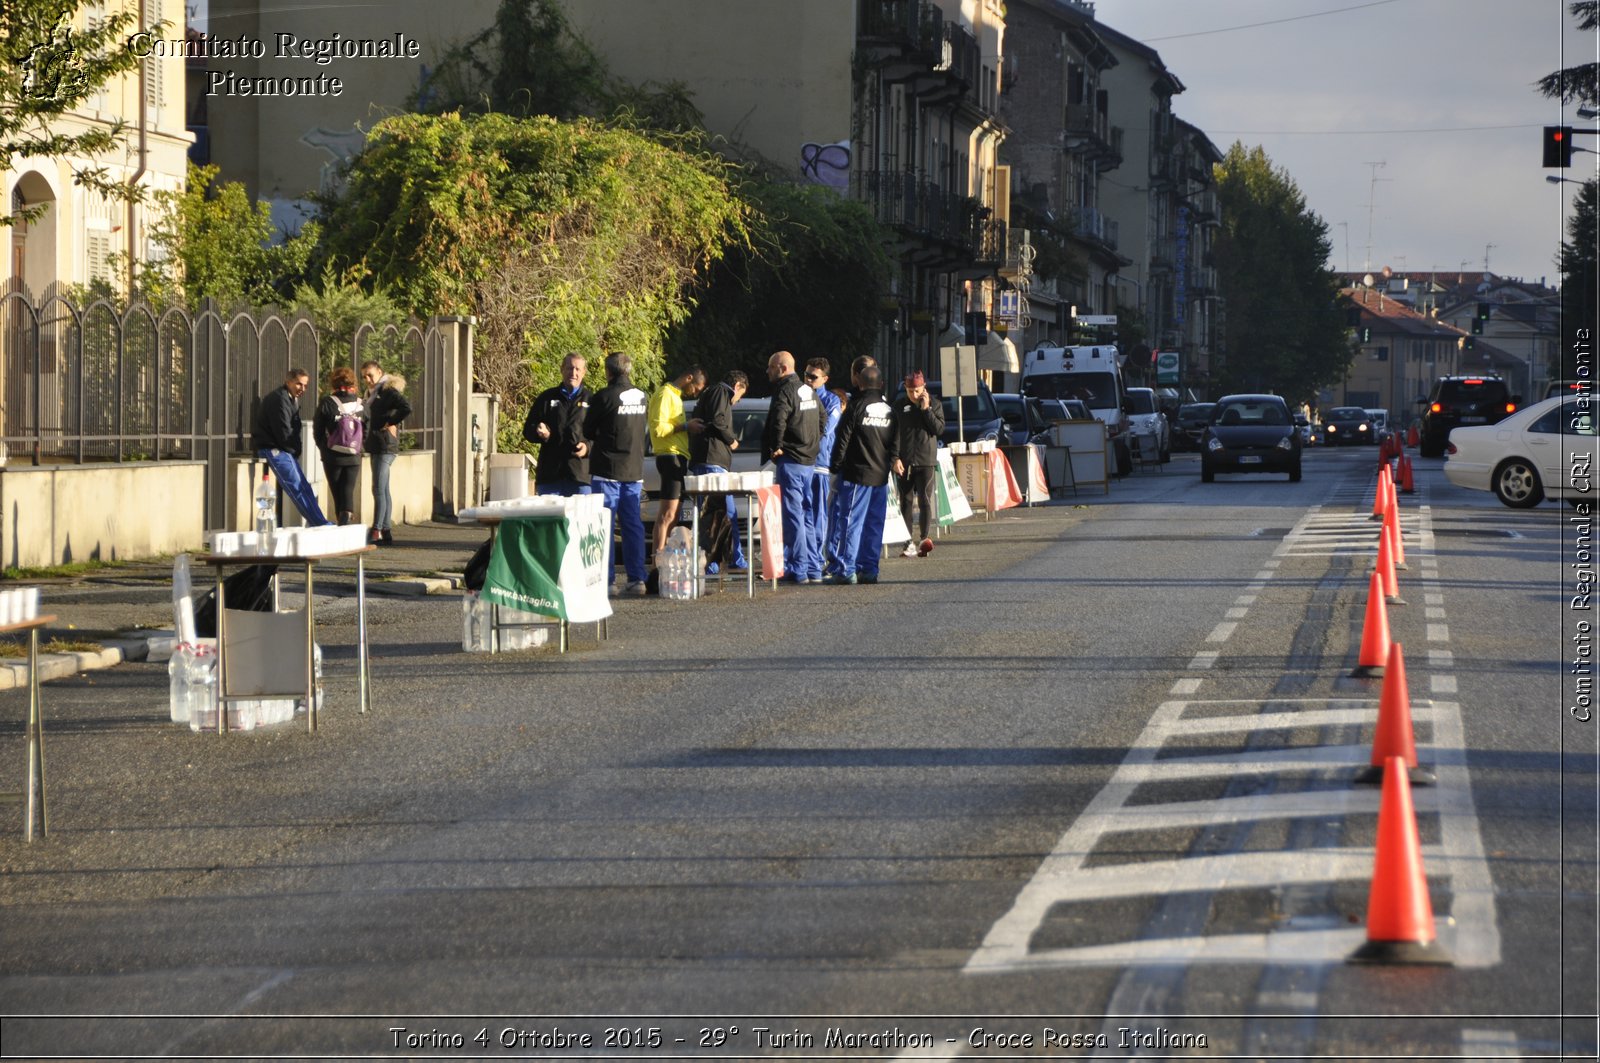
[1358,422,1369,432]
[1207,437,1223,452]
[1277,436,1294,451]
[1326,425,1337,433]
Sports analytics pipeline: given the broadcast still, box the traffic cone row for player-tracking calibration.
[1347,461,1449,965]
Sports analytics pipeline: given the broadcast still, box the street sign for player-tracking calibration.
[1155,350,1180,385]
[1077,314,1118,326]
[996,289,1021,323]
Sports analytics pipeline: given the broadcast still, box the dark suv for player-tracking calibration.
[1417,376,1519,457]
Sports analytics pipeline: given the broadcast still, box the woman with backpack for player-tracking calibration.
[360,360,412,546]
[313,366,365,526]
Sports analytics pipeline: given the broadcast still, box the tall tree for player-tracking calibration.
[1212,142,1352,403]
[2,0,148,225]
[1538,1,1599,379]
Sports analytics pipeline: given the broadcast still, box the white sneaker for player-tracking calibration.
[900,542,919,558]
[624,580,649,597]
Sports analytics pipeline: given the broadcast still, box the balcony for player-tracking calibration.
[855,169,1006,269]
[1063,104,1118,162]
[857,0,944,79]
[1074,206,1118,252]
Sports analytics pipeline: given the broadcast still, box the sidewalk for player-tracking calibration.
[0,520,491,691]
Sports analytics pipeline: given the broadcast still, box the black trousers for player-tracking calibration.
[899,464,937,540]
[324,462,361,519]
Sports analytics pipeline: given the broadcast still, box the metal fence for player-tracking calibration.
[0,292,450,529]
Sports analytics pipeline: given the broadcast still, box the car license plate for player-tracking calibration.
[1462,416,1486,423]
[1240,455,1263,464]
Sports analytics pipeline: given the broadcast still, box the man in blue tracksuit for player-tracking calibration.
[825,365,898,584]
[804,357,842,572]
[761,350,822,584]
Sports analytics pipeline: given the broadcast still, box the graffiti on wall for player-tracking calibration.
[800,140,851,192]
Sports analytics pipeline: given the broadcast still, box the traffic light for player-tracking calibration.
[1476,301,1491,322]
[1471,316,1483,335]
[1359,325,1372,344]
[965,310,988,346]
[1544,125,1574,168]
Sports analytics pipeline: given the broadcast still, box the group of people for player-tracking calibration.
[249,361,413,545]
[520,348,949,593]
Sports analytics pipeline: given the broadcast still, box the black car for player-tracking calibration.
[1200,394,1302,482]
[1417,376,1519,458]
[906,380,1006,445]
[1320,405,1374,446]
[1175,402,1215,451]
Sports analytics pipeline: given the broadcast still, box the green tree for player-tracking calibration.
[1212,142,1352,403]
[1536,1,1598,105]
[667,179,892,386]
[316,111,750,450]
[1538,2,1599,380]
[2,0,149,225]
[142,163,320,309]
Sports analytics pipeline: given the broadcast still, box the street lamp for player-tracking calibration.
[1547,175,1587,185]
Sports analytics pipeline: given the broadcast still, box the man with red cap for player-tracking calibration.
[894,370,945,559]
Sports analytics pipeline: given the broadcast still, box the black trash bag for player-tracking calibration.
[462,537,493,591]
[192,564,279,638]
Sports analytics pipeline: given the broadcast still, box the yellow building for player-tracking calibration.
[5,0,191,299]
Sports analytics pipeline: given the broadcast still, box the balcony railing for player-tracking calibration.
[855,169,1005,264]
[1074,206,1118,251]
[858,0,943,66]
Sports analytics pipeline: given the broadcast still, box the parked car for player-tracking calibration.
[1321,406,1375,446]
[1365,408,1390,438]
[1546,380,1588,399]
[642,397,770,528]
[1124,386,1171,462]
[1200,394,1302,482]
[1417,375,1519,458]
[1055,398,1093,421]
[993,392,1053,445]
[1175,403,1216,451]
[906,379,1005,445]
[1443,394,1597,508]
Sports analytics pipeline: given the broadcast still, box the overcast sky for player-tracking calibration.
[1097,0,1597,286]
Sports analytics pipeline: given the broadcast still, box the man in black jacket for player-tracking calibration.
[583,352,650,595]
[825,365,898,585]
[894,370,946,558]
[251,368,331,526]
[523,353,592,495]
[687,369,749,572]
[761,350,823,584]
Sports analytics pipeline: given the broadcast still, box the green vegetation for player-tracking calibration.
[3,558,130,580]
[1539,1,1598,380]
[1212,143,1352,404]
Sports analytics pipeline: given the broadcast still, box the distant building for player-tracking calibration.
[1336,285,1470,417]
[4,0,190,300]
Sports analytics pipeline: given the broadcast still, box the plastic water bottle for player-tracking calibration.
[253,470,277,552]
[168,643,193,723]
[187,645,219,731]
[661,538,690,600]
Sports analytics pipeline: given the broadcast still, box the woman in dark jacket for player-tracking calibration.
[359,360,412,545]
[313,366,365,526]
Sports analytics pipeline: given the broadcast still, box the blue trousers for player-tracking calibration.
[806,466,832,568]
[592,477,647,584]
[689,463,746,568]
[775,458,819,580]
[831,480,888,579]
[368,451,396,530]
[537,480,592,496]
[258,449,329,526]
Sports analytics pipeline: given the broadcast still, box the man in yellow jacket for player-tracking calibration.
[648,365,707,564]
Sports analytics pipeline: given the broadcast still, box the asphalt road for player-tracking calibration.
[1,445,1594,1060]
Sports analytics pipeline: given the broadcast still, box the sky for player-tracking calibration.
[1097,0,1597,287]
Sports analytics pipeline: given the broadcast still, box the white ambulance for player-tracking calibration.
[1020,344,1132,475]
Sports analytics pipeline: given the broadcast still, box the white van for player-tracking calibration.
[1020,344,1132,475]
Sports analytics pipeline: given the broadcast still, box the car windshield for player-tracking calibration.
[1215,400,1289,426]
[1025,372,1118,408]
[935,388,997,422]
[1329,407,1367,420]
[1179,404,1214,421]
[1128,390,1157,414]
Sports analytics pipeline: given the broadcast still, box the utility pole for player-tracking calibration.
[1482,244,1496,276]
[1338,222,1350,273]
[1362,161,1390,271]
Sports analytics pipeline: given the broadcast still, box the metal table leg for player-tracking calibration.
[691,495,702,599]
[357,552,370,715]
[304,561,317,733]
[215,569,228,735]
[746,493,757,598]
[25,625,46,842]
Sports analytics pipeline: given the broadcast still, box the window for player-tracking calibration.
[86,229,112,285]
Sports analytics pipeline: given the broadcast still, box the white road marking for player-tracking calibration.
[1428,649,1455,668]
[1226,607,1250,619]
[1431,675,1458,695]
[1170,678,1204,695]
[1460,1029,1520,1058]
[1428,623,1451,642]
[1187,651,1220,670]
[1425,593,1444,606]
[1207,622,1237,642]
[1235,595,1258,606]
[1426,607,1447,620]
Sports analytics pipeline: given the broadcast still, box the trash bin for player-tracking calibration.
[488,453,533,500]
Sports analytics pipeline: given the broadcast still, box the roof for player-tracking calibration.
[1343,287,1466,340]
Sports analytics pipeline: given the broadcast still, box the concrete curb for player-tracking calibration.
[0,645,126,690]
[368,576,463,597]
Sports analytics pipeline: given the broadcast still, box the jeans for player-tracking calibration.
[689,463,746,568]
[832,480,888,579]
[536,480,592,496]
[775,458,819,580]
[806,465,831,568]
[369,451,397,530]
[592,477,647,584]
[259,449,329,526]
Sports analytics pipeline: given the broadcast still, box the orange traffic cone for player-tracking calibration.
[1348,755,1452,965]
[1356,642,1434,785]
[1384,492,1407,570]
[1370,466,1391,521]
[1351,570,1391,678]
[1377,521,1405,604]
[1392,431,1405,461]
[1399,454,1416,495]
[1406,423,1419,447]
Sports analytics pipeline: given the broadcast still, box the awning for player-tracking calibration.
[976,333,1019,374]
